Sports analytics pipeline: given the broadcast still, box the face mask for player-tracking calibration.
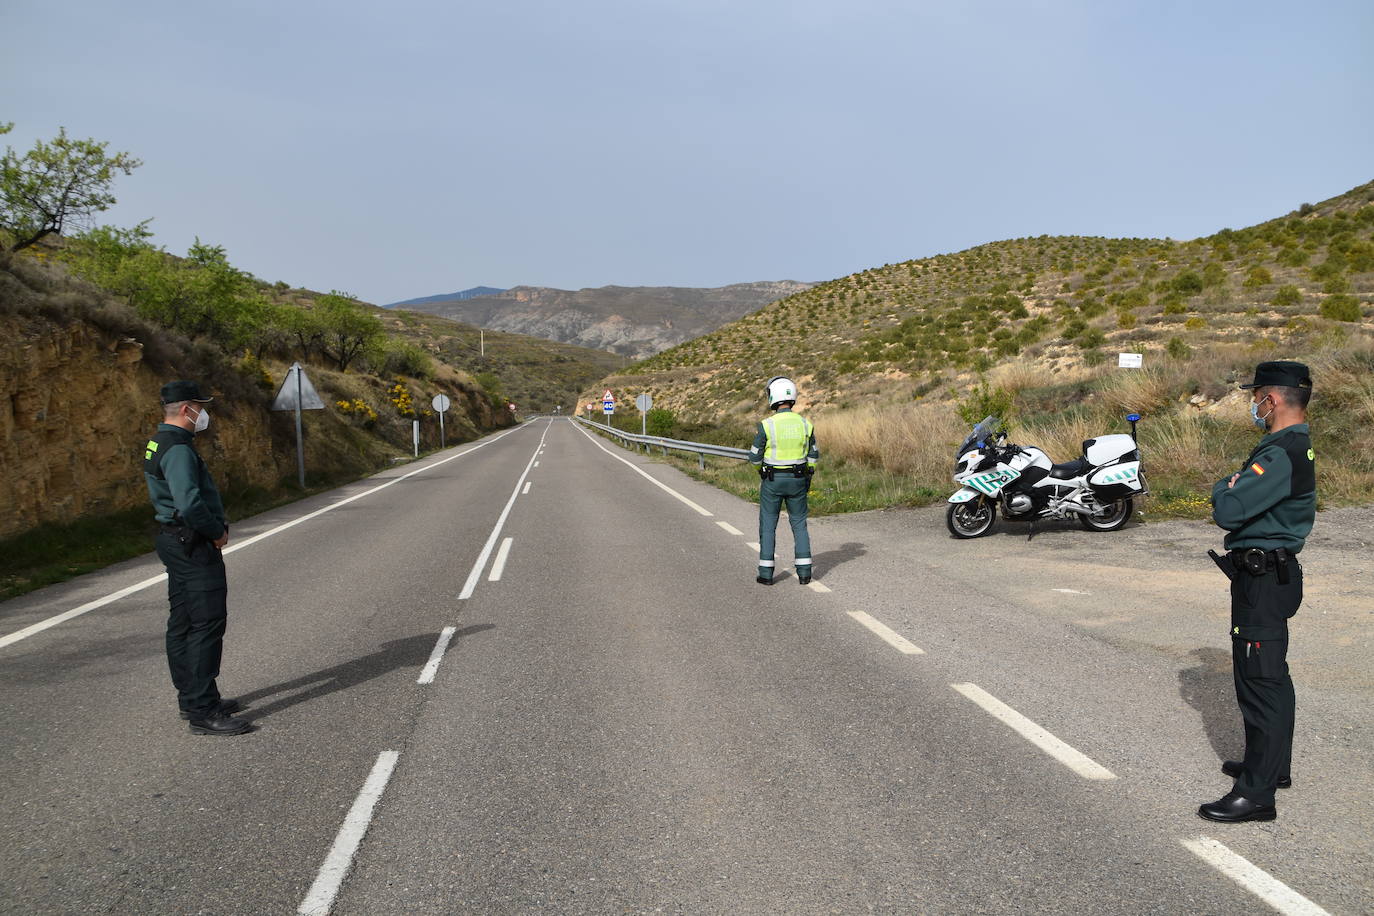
[190,406,210,433]
[1250,397,1271,430]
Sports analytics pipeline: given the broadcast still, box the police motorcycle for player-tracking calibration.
[945,414,1147,539]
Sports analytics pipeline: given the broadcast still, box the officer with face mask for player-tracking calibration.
[143,380,249,736]
[1200,361,1315,822]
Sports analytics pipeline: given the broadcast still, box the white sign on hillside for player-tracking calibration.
[1118,353,1143,369]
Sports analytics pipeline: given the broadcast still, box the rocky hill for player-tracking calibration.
[393,281,813,359]
[601,181,1374,422]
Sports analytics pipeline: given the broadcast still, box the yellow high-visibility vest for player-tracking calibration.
[764,412,813,465]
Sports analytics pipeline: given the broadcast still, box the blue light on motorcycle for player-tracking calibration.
[1126,413,1141,423]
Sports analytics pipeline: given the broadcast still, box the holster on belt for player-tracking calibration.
[1208,550,1236,581]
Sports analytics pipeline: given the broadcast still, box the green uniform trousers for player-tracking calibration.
[758,472,812,578]
[155,529,229,716]
[1229,559,1302,806]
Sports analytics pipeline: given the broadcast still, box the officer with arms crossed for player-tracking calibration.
[749,376,819,586]
[1200,361,1315,822]
[143,380,250,736]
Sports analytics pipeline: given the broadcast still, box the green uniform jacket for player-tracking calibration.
[748,408,819,468]
[143,423,228,541]
[1211,423,1315,553]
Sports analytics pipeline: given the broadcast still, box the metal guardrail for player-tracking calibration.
[573,416,750,467]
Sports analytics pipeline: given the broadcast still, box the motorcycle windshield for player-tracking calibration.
[956,416,1000,458]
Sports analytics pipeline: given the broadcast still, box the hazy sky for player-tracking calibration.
[5,0,1371,305]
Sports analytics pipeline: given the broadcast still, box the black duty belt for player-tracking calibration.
[1229,547,1294,583]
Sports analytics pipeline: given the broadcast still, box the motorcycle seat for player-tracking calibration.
[1049,456,1091,480]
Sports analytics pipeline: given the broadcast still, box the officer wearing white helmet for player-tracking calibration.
[749,376,819,585]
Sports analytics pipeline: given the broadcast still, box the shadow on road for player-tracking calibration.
[237,625,495,721]
[1178,646,1241,761]
[811,542,867,577]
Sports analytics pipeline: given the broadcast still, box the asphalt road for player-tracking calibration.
[1,418,1368,915]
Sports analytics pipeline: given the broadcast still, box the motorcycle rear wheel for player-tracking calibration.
[947,498,997,538]
[1079,497,1133,531]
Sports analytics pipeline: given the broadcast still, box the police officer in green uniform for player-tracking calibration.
[749,376,819,586]
[143,380,250,736]
[1199,361,1315,822]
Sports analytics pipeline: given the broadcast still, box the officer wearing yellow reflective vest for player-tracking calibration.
[749,376,819,585]
[1199,361,1315,823]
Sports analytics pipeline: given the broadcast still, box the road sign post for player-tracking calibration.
[431,393,451,448]
[271,362,325,488]
[602,389,615,428]
[635,392,653,436]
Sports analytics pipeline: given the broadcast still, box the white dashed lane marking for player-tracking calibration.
[416,627,457,685]
[716,521,743,536]
[298,750,400,916]
[951,683,1115,780]
[1182,837,1333,916]
[848,611,924,654]
[488,537,514,582]
[522,481,531,495]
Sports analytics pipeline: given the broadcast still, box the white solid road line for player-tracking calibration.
[416,626,457,685]
[848,611,924,654]
[570,420,713,517]
[459,425,550,599]
[747,541,761,551]
[0,426,529,651]
[297,750,401,916]
[1182,838,1332,916]
[489,537,514,581]
[951,683,1116,780]
[522,481,531,495]
[1052,588,1089,595]
[716,521,743,536]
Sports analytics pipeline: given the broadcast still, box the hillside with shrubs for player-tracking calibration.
[591,181,1374,517]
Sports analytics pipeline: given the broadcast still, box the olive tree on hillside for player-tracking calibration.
[0,124,142,252]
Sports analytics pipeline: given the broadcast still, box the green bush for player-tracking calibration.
[1171,271,1204,295]
[1202,262,1227,287]
[1162,298,1188,315]
[1117,311,1138,329]
[1276,246,1308,267]
[1323,276,1350,295]
[956,378,1014,426]
[1184,316,1207,330]
[1271,285,1302,306]
[1078,327,1107,349]
[645,407,675,436]
[1242,266,1273,288]
[1319,295,1362,322]
[1167,337,1191,360]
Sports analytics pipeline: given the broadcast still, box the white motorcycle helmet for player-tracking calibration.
[766,376,798,409]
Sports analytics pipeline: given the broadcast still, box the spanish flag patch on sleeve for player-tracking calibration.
[1250,463,1266,476]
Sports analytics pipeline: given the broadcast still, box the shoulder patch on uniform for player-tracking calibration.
[1250,463,1265,475]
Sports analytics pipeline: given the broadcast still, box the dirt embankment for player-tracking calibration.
[0,310,508,541]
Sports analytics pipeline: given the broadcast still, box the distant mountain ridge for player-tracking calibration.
[387,281,815,359]
[386,286,506,308]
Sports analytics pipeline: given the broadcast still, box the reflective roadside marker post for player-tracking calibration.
[432,393,451,448]
[635,392,653,437]
[412,420,420,457]
[271,362,325,489]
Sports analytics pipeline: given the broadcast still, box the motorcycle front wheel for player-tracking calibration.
[1079,497,1133,532]
[947,497,997,538]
